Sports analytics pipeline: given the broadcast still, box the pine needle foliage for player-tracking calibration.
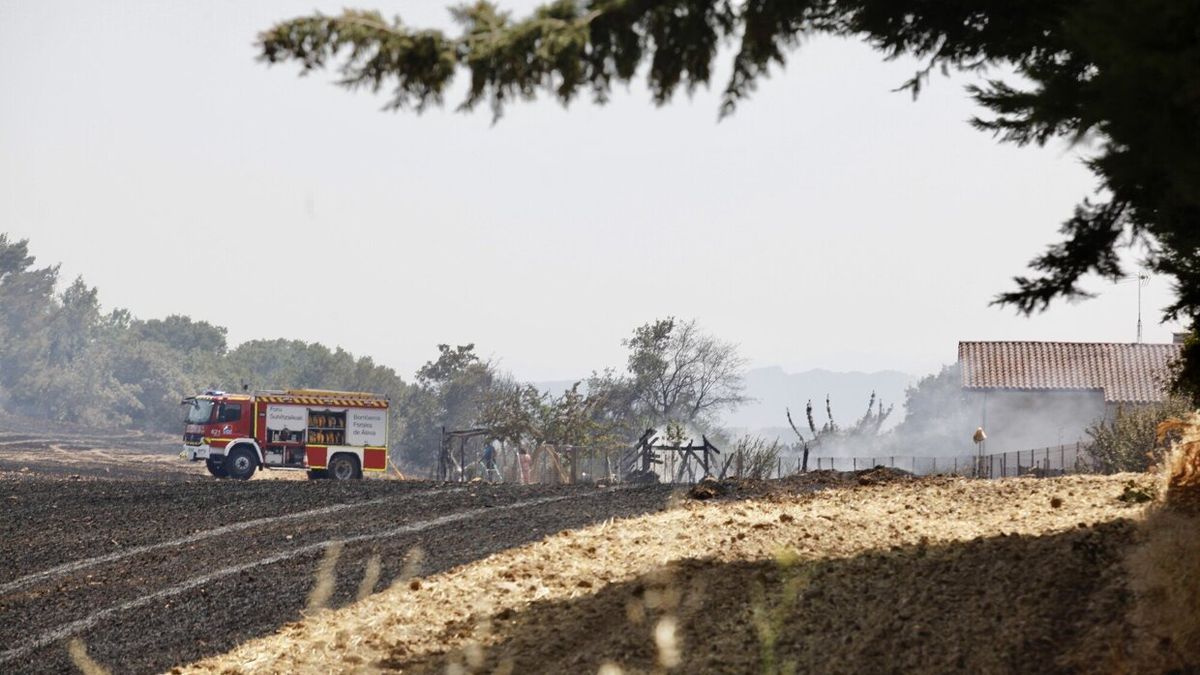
[1125,413,1200,670]
[260,1,1200,395]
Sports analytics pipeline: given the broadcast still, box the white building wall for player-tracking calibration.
[965,389,1107,453]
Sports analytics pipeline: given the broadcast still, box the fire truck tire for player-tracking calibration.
[306,469,329,480]
[205,456,228,478]
[225,446,258,481]
[328,454,362,481]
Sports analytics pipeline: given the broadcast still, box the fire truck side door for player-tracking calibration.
[215,402,243,431]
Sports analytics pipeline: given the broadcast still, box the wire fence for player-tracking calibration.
[433,440,1096,484]
[644,442,1095,482]
[437,445,624,484]
[808,442,1093,478]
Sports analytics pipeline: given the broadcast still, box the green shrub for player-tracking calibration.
[732,436,786,480]
[1087,399,1194,473]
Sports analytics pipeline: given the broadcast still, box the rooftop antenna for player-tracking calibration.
[1137,272,1150,343]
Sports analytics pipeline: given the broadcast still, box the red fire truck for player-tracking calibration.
[181,389,389,480]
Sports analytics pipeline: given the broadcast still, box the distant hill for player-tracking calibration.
[531,379,585,398]
[724,366,916,436]
[534,366,916,437]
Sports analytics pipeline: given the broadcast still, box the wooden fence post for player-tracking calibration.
[439,426,446,481]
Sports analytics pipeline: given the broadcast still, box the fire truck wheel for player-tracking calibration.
[306,469,329,480]
[225,447,258,481]
[328,454,362,481]
[205,456,228,478]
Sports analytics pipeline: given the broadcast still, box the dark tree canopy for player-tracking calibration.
[259,0,1200,393]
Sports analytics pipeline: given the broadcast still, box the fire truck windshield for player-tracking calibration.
[184,399,215,424]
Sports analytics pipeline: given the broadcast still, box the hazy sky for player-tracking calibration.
[1,1,1185,382]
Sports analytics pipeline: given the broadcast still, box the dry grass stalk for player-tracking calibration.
[751,549,807,675]
[653,615,681,669]
[1128,412,1200,670]
[356,554,381,601]
[67,638,110,675]
[306,541,344,611]
[1155,412,1200,513]
[397,545,425,584]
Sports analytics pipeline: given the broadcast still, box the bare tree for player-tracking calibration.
[786,408,812,473]
[624,318,748,428]
[788,392,894,471]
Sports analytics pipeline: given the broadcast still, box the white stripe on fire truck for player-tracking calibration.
[0,489,626,666]
[256,396,387,407]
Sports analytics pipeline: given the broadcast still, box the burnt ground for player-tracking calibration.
[0,421,199,481]
[12,416,1138,674]
[0,419,680,673]
[0,476,678,673]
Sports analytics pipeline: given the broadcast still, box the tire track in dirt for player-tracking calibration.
[0,493,571,666]
[3,484,674,674]
[0,486,463,595]
[0,479,447,580]
[0,486,553,642]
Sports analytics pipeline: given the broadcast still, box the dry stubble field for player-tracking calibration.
[184,472,1190,675]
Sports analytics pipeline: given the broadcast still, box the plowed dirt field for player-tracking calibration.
[3,423,1190,674]
[0,476,676,674]
[183,474,1183,675]
[0,427,679,674]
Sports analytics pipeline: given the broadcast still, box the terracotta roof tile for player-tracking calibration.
[958,341,1181,403]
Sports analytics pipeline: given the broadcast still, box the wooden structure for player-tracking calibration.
[439,426,722,485]
[622,428,721,484]
[437,428,609,484]
[438,426,490,482]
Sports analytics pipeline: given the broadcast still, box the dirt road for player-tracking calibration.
[0,477,676,674]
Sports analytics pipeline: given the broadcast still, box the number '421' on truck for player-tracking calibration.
[180,389,389,480]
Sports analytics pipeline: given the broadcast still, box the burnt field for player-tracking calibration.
[0,421,199,481]
[3,422,1194,674]
[0,468,676,674]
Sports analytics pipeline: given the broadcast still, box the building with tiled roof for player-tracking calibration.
[959,341,1181,404]
[956,339,1182,453]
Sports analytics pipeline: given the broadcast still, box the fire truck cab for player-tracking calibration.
[181,389,389,480]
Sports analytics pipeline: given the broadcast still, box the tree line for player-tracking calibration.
[0,235,750,471]
[256,0,1200,401]
[8,233,1176,474]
